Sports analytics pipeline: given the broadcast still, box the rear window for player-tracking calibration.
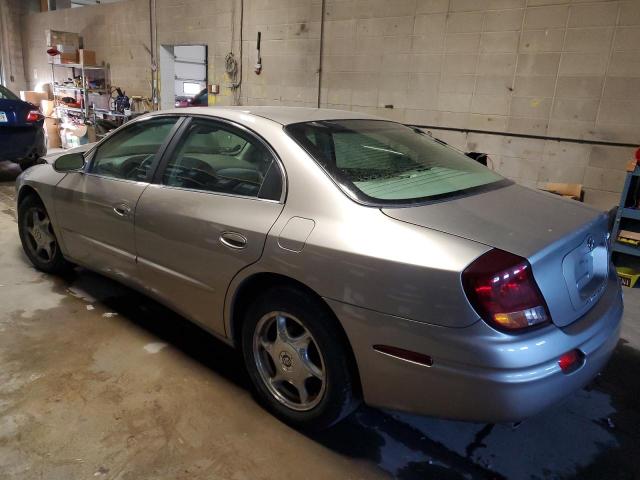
[0,85,20,101]
[285,120,504,205]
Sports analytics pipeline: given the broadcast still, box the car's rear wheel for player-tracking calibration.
[18,195,70,274]
[241,286,360,430]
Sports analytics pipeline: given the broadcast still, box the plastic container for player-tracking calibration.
[616,267,640,287]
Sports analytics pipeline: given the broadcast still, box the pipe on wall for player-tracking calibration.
[317,0,325,108]
[149,0,158,109]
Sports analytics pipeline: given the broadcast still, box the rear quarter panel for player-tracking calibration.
[223,127,491,334]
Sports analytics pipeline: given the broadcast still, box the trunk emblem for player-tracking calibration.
[586,235,596,252]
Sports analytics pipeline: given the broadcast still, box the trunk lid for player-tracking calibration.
[0,98,33,127]
[382,183,610,327]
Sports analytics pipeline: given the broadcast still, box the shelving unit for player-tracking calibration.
[611,165,640,260]
[50,62,110,122]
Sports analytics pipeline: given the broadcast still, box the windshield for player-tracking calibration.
[0,85,20,101]
[285,120,505,205]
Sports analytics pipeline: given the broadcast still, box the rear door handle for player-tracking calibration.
[113,204,132,217]
[220,231,247,250]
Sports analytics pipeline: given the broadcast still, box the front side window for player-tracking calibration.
[90,117,179,181]
[162,118,281,199]
[286,120,505,205]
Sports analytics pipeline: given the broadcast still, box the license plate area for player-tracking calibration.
[0,112,7,123]
[562,233,608,311]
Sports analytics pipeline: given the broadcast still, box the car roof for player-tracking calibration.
[152,106,384,126]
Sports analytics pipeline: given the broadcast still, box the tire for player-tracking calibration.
[18,194,71,274]
[241,286,360,431]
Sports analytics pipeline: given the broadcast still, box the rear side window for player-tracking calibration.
[90,117,179,181]
[286,120,504,205]
[0,85,20,100]
[162,118,281,200]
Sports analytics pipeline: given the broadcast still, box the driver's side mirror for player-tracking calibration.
[54,152,85,172]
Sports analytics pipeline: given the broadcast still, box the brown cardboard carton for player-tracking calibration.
[19,91,49,106]
[78,49,96,65]
[41,100,55,117]
[538,182,583,202]
[44,120,62,149]
[53,52,77,64]
[44,117,58,129]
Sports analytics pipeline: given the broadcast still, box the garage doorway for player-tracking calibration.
[159,44,208,110]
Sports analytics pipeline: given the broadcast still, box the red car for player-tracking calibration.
[175,89,208,108]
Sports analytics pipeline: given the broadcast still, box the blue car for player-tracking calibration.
[0,84,46,169]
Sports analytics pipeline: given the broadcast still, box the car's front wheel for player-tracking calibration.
[18,195,70,274]
[241,286,360,430]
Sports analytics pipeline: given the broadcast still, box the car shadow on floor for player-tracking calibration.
[51,267,640,480]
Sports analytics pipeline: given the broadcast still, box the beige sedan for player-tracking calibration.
[16,107,622,430]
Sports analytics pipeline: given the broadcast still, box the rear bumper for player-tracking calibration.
[0,126,46,163]
[327,268,623,423]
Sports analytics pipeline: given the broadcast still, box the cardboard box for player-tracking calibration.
[78,49,96,66]
[41,100,55,117]
[60,123,89,149]
[53,52,77,64]
[44,119,62,149]
[87,125,97,143]
[619,229,640,242]
[538,182,583,202]
[20,91,49,106]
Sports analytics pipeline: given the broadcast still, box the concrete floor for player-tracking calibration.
[1,181,639,480]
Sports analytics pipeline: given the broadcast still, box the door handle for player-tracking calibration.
[220,231,247,250]
[113,204,132,217]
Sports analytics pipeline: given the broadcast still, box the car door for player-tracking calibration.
[134,116,285,336]
[54,116,182,283]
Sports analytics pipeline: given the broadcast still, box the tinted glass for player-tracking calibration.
[90,117,178,180]
[0,85,20,100]
[191,89,208,106]
[162,118,278,198]
[286,120,504,205]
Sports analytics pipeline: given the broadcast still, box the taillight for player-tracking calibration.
[462,249,551,332]
[26,110,44,122]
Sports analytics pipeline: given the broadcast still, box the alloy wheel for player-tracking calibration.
[252,311,326,411]
[24,207,57,263]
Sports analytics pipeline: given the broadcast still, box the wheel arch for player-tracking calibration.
[228,271,362,395]
[17,184,40,206]
[17,182,69,258]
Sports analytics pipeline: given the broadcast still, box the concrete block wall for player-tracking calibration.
[0,0,38,93]
[430,129,635,208]
[152,0,323,107]
[313,0,640,143]
[154,0,238,103]
[18,0,640,210]
[21,0,152,98]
